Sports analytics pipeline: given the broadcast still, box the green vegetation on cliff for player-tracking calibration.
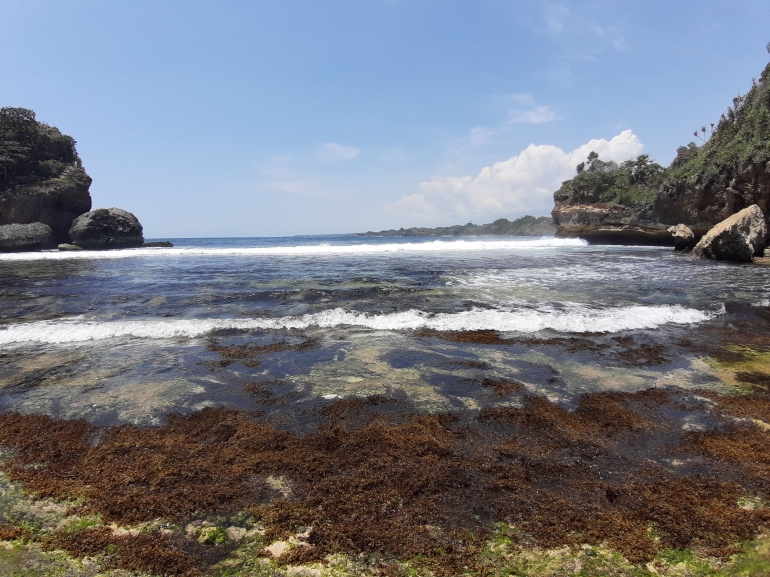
[556,60,770,208]
[667,61,770,185]
[0,107,81,192]
[557,152,664,206]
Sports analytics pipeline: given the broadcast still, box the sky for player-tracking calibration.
[1,1,769,237]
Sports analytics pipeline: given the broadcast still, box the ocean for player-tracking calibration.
[0,234,766,427]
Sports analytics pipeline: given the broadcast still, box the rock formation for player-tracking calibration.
[0,107,92,242]
[553,61,770,245]
[0,222,54,251]
[69,208,144,249]
[668,224,696,252]
[691,205,766,262]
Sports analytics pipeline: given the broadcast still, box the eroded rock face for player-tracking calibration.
[68,208,144,249]
[691,205,767,262]
[551,203,673,245]
[0,222,54,252]
[668,224,696,252]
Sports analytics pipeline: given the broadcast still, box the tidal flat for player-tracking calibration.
[1,239,770,575]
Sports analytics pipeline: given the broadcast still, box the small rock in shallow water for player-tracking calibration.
[57,243,83,251]
[143,241,173,247]
[668,224,696,252]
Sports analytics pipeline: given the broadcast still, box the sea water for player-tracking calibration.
[0,235,767,426]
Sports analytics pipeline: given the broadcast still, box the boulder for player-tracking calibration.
[57,243,83,251]
[0,222,54,252]
[691,205,766,262]
[668,224,696,252]
[68,208,144,249]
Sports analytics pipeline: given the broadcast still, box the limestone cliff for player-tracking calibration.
[553,61,770,245]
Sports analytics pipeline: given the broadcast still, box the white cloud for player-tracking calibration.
[509,105,557,124]
[409,129,643,224]
[317,143,360,162]
[382,193,446,224]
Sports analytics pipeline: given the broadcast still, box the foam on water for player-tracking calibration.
[0,237,586,261]
[0,304,720,345]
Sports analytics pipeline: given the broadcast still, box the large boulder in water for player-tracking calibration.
[68,208,144,249]
[0,222,54,251]
[691,204,766,262]
[0,107,92,243]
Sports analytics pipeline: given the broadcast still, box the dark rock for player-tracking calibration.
[57,243,83,251]
[668,224,696,252]
[68,208,144,249]
[0,108,92,242]
[143,241,173,248]
[0,222,54,251]
[691,205,767,262]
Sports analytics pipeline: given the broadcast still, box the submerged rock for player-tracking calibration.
[668,224,696,252]
[0,222,54,251]
[691,205,766,262]
[68,208,144,249]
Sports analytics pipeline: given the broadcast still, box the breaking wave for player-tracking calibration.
[0,304,720,345]
[0,238,586,261]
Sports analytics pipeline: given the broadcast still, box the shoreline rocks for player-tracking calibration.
[668,224,696,252]
[0,222,54,252]
[143,241,173,248]
[68,208,144,250]
[691,205,767,262]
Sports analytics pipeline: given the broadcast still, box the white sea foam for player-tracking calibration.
[0,304,719,345]
[0,238,586,261]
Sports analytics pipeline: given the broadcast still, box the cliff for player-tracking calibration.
[0,107,92,242]
[357,215,555,237]
[553,61,770,245]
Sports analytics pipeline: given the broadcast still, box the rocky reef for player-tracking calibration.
[358,215,555,237]
[0,107,143,251]
[553,61,770,245]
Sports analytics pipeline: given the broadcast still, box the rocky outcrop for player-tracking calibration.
[668,224,696,252]
[553,62,770,246]
[0,167,92,242]
[691,205,767,262]
[552,203,673,245]
[0,222,54,251]
[0,108,92,243]
[68,208,144,249]
[143,241,173,248]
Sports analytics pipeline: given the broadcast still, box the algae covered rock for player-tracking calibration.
[668,224,696,252]
[691,204,766,262]
[68,208,144,249]
[0,222,54,251]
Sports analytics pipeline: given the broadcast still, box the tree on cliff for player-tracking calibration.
[0,107,80,191]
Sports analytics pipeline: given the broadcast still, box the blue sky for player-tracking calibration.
[1,1,769,237]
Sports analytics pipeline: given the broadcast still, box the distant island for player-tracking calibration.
[356,215,555,237]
